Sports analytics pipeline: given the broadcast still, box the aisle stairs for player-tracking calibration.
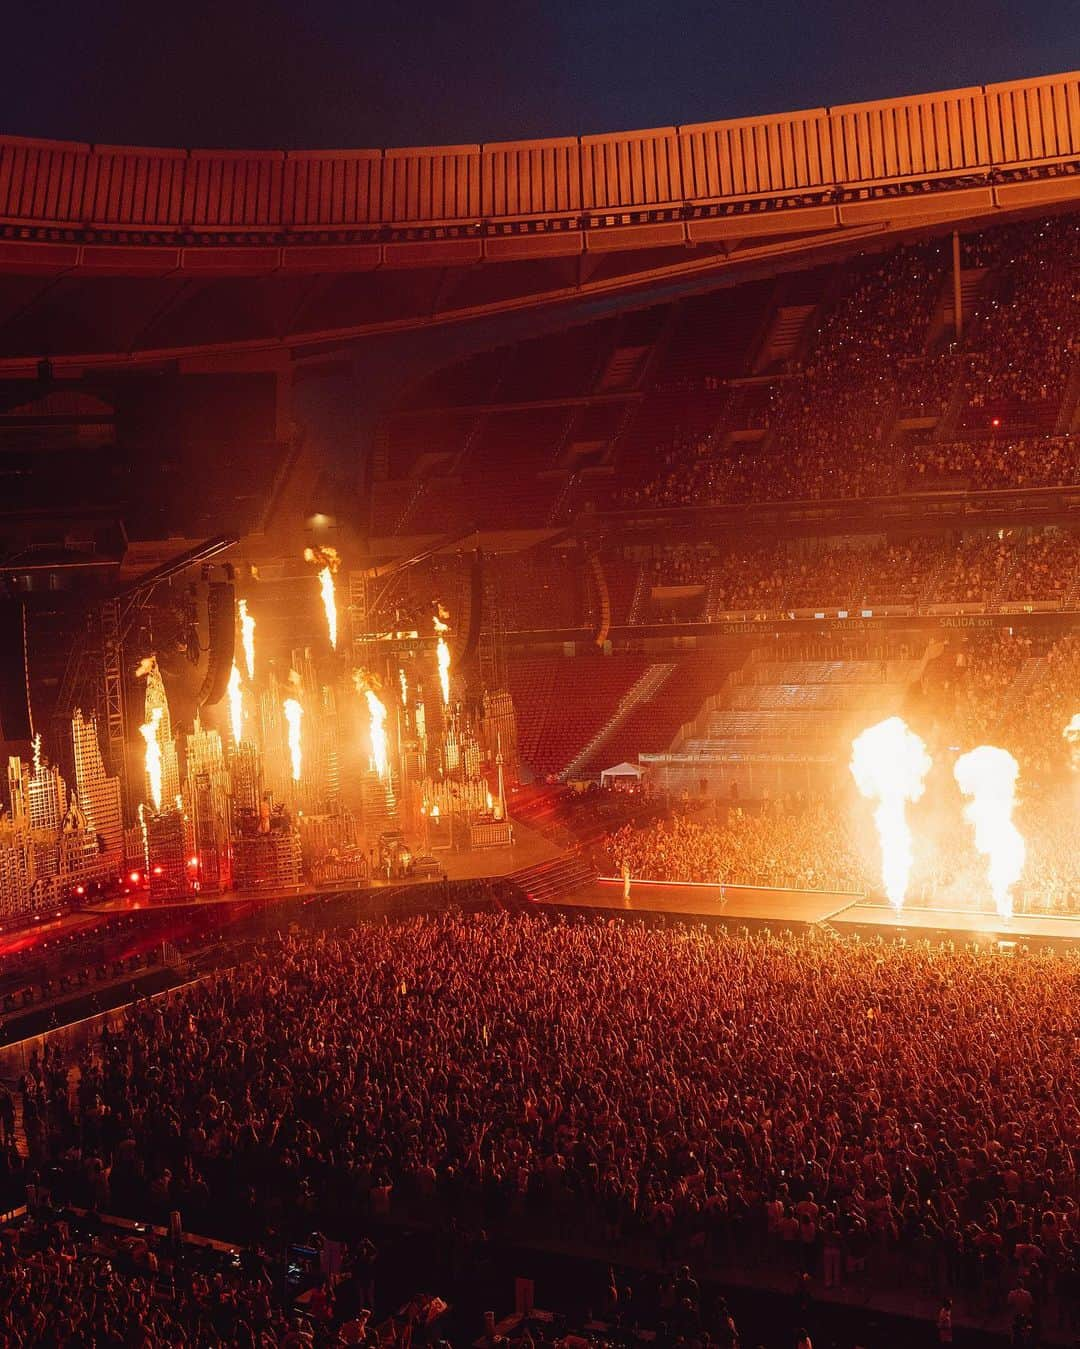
[505,853,597,904]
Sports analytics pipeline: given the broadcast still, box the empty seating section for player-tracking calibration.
[411,347,507,408]
[508,654,651,779]
[654,282,773,390]
[493,552,589,631]
[468,408,569,470]
[496,321,617,402]
[729,682,896,714]
[384,411,474,478]
[578,651,747,774]
[369,478,419,534]
[679,656,923,760]
[601,558,641,626]
[749,658,923,685]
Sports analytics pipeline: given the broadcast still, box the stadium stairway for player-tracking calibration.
[564,662,674,778]
[505,852,597,904]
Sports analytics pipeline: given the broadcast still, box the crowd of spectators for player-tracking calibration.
[960,216,1080,413]
[905,436,1078,492]
[0,1218,301,1347]
[6,913,1080,1344]
[616,217,1078,513]
[603,761,1080,916]
[606,800,867,892]
[621,525,1079,620]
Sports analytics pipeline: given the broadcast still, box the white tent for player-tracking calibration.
[600,761,646,787]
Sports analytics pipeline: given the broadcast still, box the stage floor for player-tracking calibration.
[556,879,1080,945]
[569,878,859,924]
[832,900,1080,943]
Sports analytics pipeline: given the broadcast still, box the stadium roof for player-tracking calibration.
[0,71,1076,374]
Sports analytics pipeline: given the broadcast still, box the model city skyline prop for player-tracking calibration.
[0,557,515,921]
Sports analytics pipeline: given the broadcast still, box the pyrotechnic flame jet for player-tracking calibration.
[135,655,165,811]
[849,716,932,911]
[237,599,256,680]
[353,670,388,778]
[1063,714,1080,767]
[140,707,164,811]
[433,609,451,706]
[283,697,303,781]
[954,745,1025,921]
[304,546,340,651]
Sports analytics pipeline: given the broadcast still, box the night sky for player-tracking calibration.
[2,1,1075,151]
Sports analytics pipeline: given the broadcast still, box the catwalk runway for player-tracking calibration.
[832,900,1080,943]
[567,877,859,923]
[556,877,1080,945]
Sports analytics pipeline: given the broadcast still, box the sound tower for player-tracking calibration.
[0,600,32,740]
[457,551,484,665]
[196,581,236,708]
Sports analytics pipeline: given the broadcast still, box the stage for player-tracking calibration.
[569,878,859,923]
[832,900,1080,944]
[555,877,1080,946]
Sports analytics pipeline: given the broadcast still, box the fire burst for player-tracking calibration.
[434,613,451,706]
[365,690,388,777]
[283,697,303,782]
[140,707,164,811]
[353,671,389,778]
[304,546,340,651]
[954,746,1025,920]
[1064,714,1080,765]
[850,717,932,911]
[238,599,256,680]
[227,663,244,746]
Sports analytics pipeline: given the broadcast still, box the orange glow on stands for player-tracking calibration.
[954,746,1025,921]
[227,662,244,746]
[283,697,303,781]
[850,716,932,911]
[304,546,340,651]
[399,668,407,706]
[140,707,164,811]
[238,599,256,679]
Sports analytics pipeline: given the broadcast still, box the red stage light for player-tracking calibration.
[129,870,141,884]
[152,865,163,876]
[991,417,1001,427]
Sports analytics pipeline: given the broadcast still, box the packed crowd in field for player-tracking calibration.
[4,913,1080,1346]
